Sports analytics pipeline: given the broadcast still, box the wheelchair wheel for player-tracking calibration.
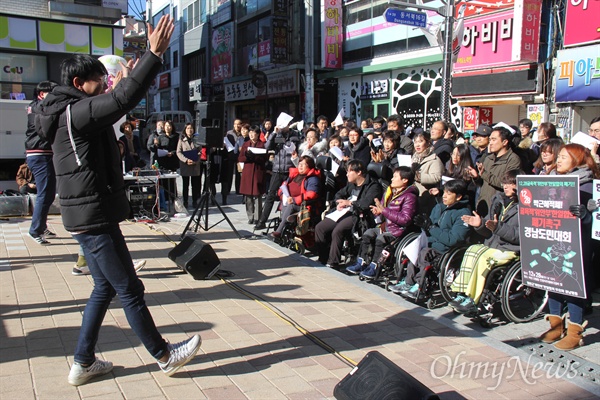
[290,238,306,255]
[500,261,548,323]
[393,232,421,282]
[438,246,468,303]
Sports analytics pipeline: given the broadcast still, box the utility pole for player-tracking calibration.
[145,0,152,116]
[304,0,314,123]
[440,0,455,121]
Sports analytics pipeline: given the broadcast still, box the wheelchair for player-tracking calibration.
[381,231,451,309]
[438,250,549,327]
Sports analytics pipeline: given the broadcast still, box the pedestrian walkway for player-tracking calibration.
[1,208,599,399]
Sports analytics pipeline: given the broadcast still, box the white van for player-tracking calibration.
[142,110,193,145]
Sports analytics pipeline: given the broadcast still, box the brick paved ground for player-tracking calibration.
[1,207,599,399]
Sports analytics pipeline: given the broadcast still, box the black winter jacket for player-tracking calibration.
[25,98,53,154]
[35,51,162,231]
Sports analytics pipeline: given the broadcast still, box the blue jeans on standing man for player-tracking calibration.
[27,155,56,236]
[73,224,168,365]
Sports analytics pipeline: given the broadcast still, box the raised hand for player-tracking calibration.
[485,214,498,231]
[148,15,175,58]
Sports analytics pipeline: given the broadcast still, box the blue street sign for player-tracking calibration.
[384,8,427,28]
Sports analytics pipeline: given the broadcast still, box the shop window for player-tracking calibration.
[173,51,179,68]
[237,16,272,75]
[187,51,207,80]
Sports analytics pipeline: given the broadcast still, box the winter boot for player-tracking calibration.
[539,314,565,344]
[554,320,587,351]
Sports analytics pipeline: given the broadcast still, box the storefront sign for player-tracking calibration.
[555,44,600,103]
[593,180,600,241]
[256,70,298,97]
[564,0,600,47]
[518,175,586,299]
[479,107,493,126]
[158,73,170,89]
[102,0,128,14]
[453,0,541,71]
[321,0,343,69]
[225,80,256,101]
[463,107,478,134]
[0,53,47,83]
[360,79,389,100]
[272,18,288,64]
[211,23,233,82]
[526,104,547,128]
[189,79,205,102]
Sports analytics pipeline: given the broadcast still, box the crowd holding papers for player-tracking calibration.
[333,108,345,127]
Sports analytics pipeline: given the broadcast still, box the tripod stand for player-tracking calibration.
[181,151,241,239]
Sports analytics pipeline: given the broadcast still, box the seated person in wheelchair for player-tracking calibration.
[314,159,383,268]
[391,179,472,297]
[270,156,321,238]
[345,166,418,278]
[448,169,522,314]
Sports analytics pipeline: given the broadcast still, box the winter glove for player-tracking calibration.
[414,213,432,230]
[569,204,588,219]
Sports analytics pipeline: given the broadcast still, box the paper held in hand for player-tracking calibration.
[333,108,345,127]
[249,147,267,154]
[276,112,294,128]
[157,149,169,157]
[571,131,600,151]
[280,184,290,204]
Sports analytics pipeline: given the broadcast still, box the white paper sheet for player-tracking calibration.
[249,147,267,154]
[397,154,412,167]
[283,142,296,154]
[402,230,428,265]
[276,112,294,128]
[331,159,340,176]
[297,120,304,131]
[571,131,600,151]
[372,137,383,147]
[329,146,344,161]
[157,149,169,157]
[493,121,516,135]
[325,207,351,222]
[442,175,455,184]
[333,108,345,127]
[280,184,290,204]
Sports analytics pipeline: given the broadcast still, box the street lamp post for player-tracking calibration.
[388,0,455,121]
[304,0,314,123]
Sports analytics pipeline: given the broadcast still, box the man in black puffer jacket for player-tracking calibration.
[25,80,59,244]
[35,16,201,387]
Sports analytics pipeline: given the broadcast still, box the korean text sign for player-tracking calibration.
[517,175,586,299]
[321,0,343,69]
[555,44,600,103]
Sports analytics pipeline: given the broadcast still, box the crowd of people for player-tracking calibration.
[159,112,598,352]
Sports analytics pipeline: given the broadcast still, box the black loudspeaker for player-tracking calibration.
[334,351,439,400]
[168,237,221,280]
[195,102,225,148]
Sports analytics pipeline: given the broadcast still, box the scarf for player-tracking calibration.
[411,146,433,165]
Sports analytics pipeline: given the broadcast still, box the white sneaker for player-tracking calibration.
[68,358,113,386]
[158,334,202,376]
[72,266,91,276]
[133,259,147,272]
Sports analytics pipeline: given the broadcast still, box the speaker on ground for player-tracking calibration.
[334,351,439,400]
[168,236,221,280]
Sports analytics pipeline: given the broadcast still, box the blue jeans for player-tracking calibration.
[27,155,56,236]
[548,293,584,325]
[73,224,167,364]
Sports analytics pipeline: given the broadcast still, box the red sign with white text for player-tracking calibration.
[564,0,600,46]
[463,107,478,133]
[322,0,343,69]
[479,107,493,126]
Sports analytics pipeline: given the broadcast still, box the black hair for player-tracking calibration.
[434,120,449,131]
[533,137,563,172]
[349,128,364,137]
[501,169,523,185]
[447,143,475,180]
[119,120,133,133]
[492,127,513,143]
[386,114,405,132]
[316,115,328,124]
[591,116,600,125]
[34,80,58,97]
[263,117,273,124]
[347,159,366,175]
[60,54,107,87]
[382,130,400,149]
[538,122,557,139]
[250,125,261,135]
[180,123,195,139]
[443,179,468,197]
[519,118,533,129]
[299,155,316,170]
[394,166,415,186]
[373,116,386,125]
[413,129,431,143]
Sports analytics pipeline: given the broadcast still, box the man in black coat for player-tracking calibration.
[25,80,58,244]
[430,120,454,165]
[35,16,201,386]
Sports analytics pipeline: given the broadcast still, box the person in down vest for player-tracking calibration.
[346,166,419,279]
[34,16,201,386]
